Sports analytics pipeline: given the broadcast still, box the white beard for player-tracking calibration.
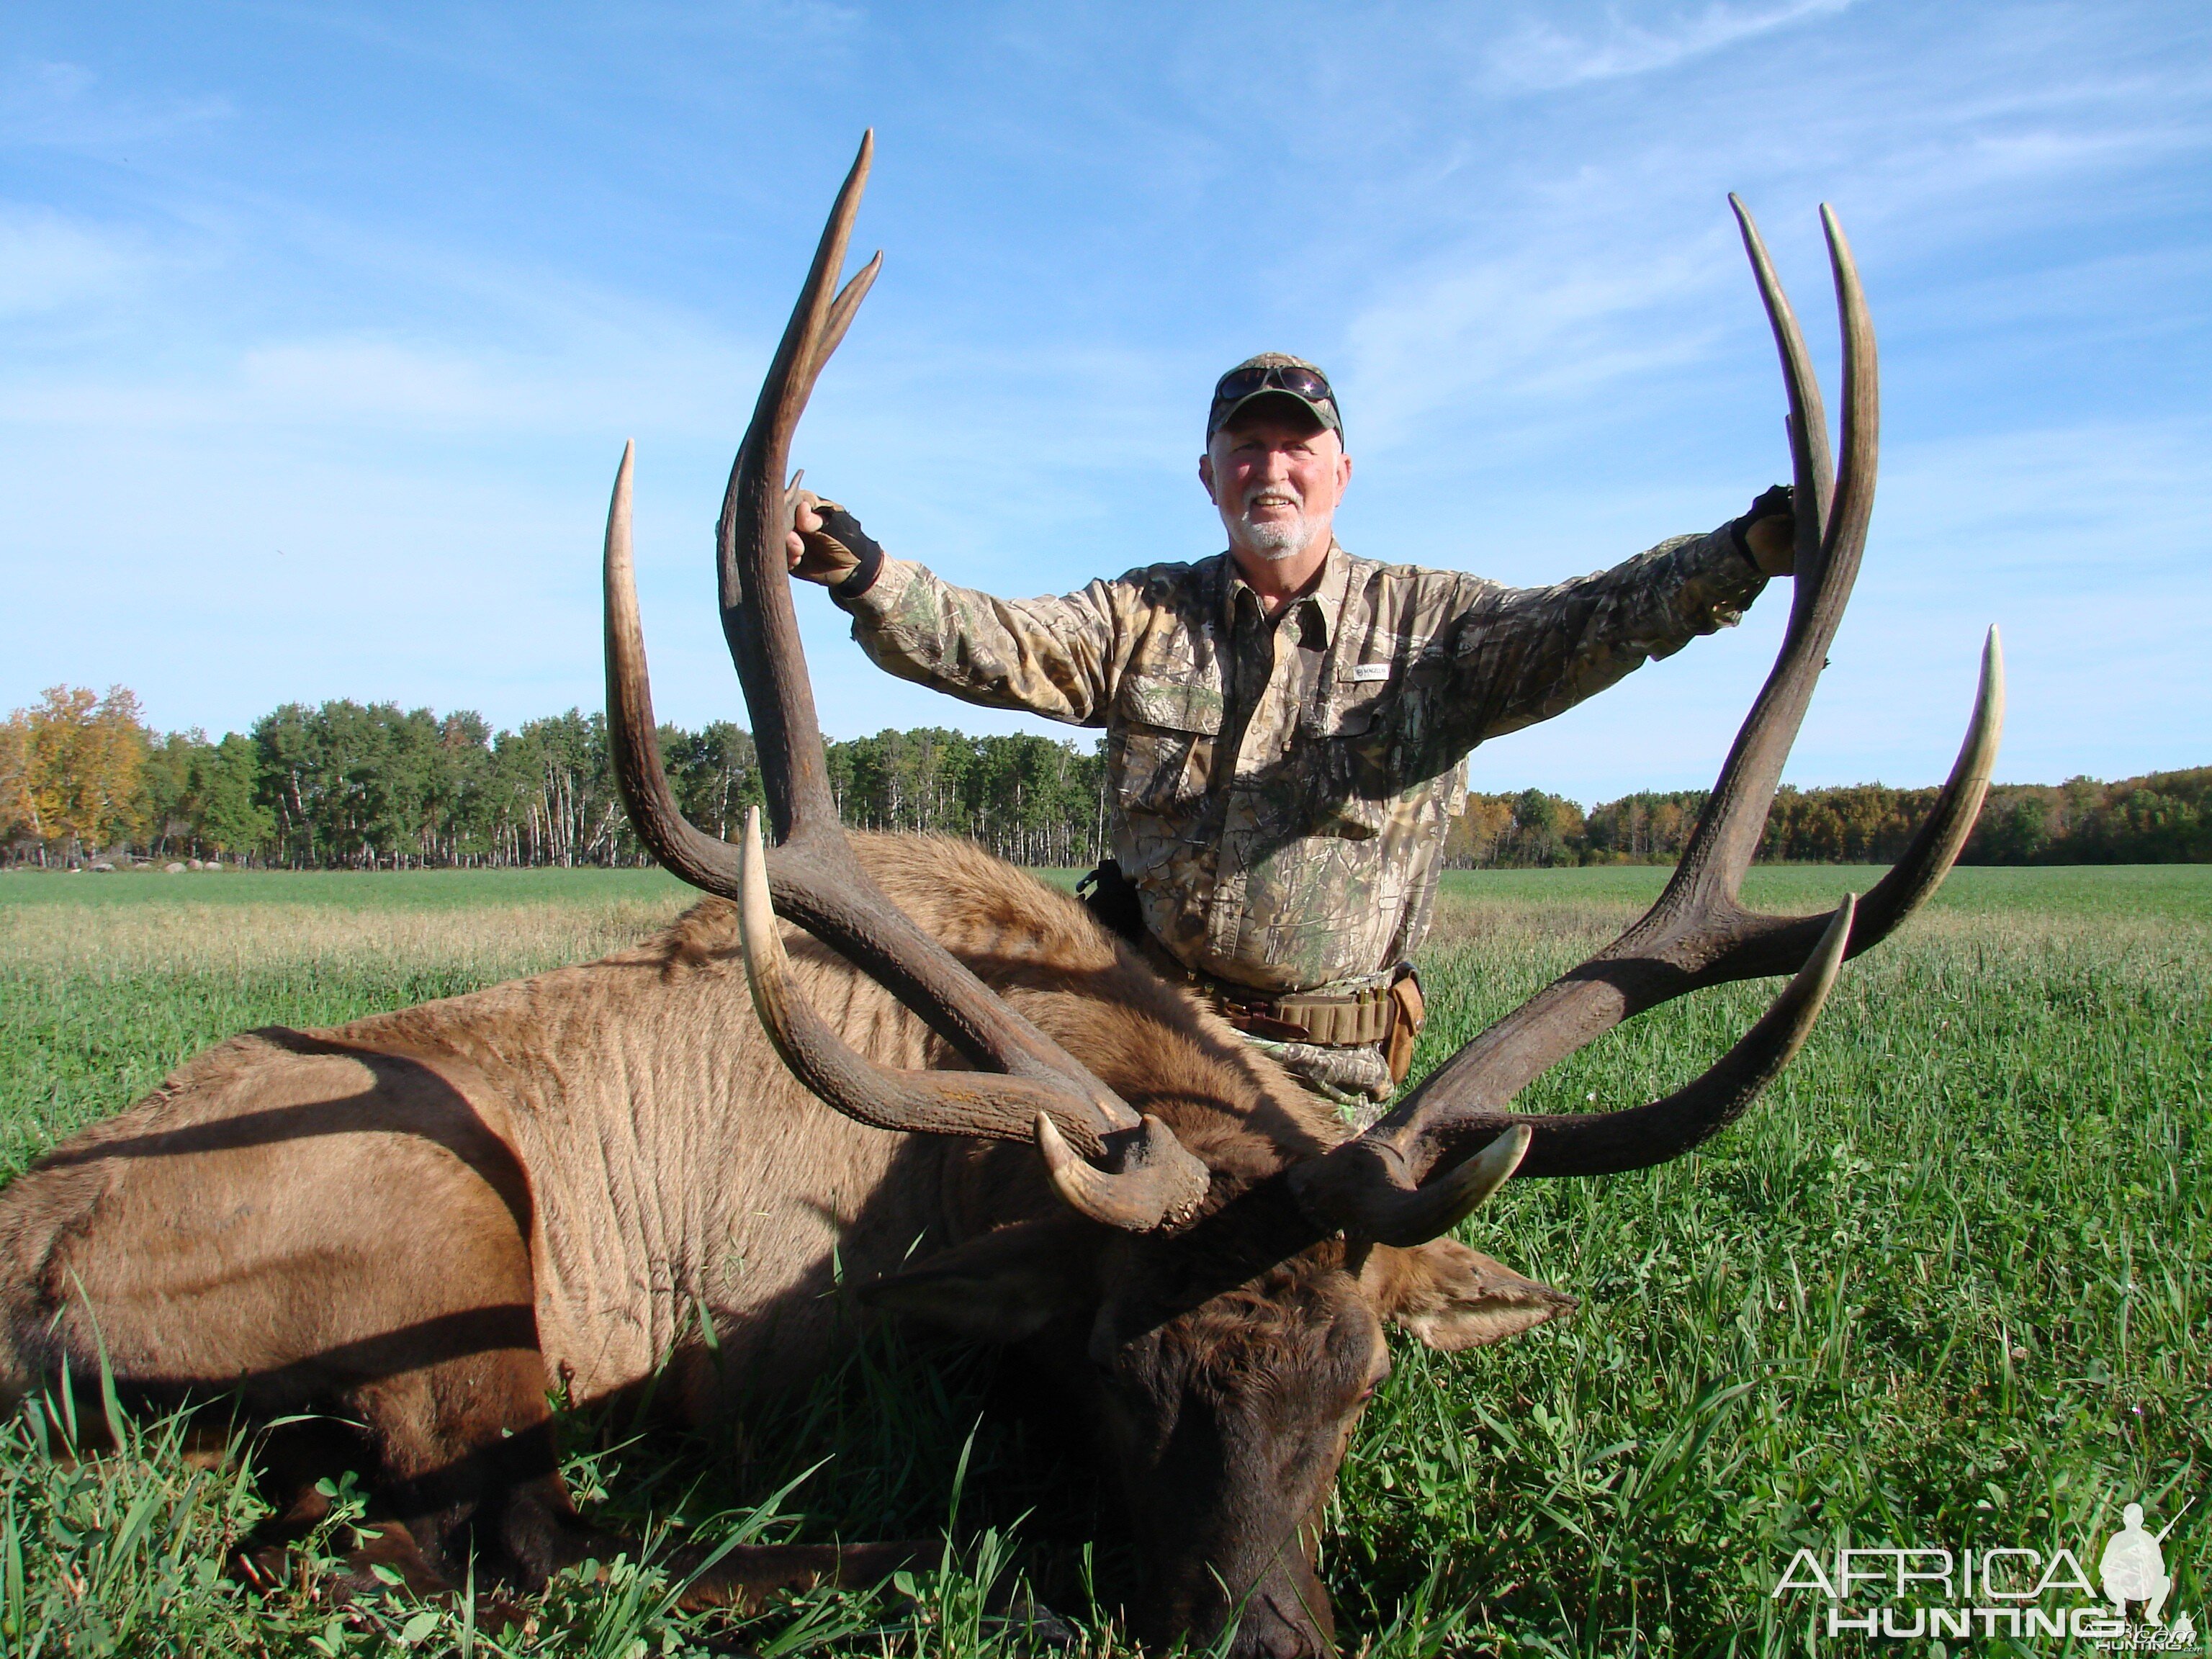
[1231,495,1315,561]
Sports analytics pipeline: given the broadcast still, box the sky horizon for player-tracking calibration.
[3,3,2206,802]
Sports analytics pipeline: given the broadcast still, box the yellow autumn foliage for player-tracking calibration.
[1,685,150,850]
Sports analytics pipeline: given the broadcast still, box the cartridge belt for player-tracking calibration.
[1156,959,1399,1048]
[1218,983,1395,1046]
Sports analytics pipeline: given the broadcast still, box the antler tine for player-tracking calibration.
[603,125,876,903]
[1730,192,1834,609]
[1037,1112,1214,1233]
[1593,201,1987,986]
[1292,899,1855,1239]
[1290,202,1994,1240]
[719,131,874,850]
[1848,626,2000,935]
[1658,196,1858,919]
[1295,888,1855,1239]
[604,441,760,897]
[606,423,1105,1094]
[803,253,883,413]
[1628,201,1979,980]
[1298,1125,1532,1252]
[1817,204,1879,601]
[1475,896,1853,1179]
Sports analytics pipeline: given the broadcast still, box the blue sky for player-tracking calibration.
[2,1,2205,803]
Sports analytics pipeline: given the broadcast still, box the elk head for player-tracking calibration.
[603,135,2002,1658]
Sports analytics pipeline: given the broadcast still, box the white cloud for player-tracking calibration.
[1339,236,1731,452]
[1487,0,1854,91]
[0,210,774,441]
[0,58,230,148]
[0,210,153,317]
[1874,418,2211,583]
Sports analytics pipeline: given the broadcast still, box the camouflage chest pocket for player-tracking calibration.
[1112,675,1224,816]
[1321,662,1394,738]
[1301,660,1402,838]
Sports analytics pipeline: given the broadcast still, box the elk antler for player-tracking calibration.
[602,134,1208,1231]
[1291,199,2004,1247]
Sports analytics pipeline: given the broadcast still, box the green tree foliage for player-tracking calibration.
[1582,790,1705,860]
[1444,770,2212,868]
[194,734,276,855]
[1,696,1113,871]
[4,688,2202,869]
[253,700,453,868]
[662,721,763,842]
[1969,770,2211,864]
[240,702,637,868]
[827,727,1107,866]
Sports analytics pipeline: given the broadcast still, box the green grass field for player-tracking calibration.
[0,863,2205,1655]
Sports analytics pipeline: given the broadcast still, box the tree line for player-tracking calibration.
[0,685,1110,871]
[1442,771,2212,868]
[3,685,2204,869]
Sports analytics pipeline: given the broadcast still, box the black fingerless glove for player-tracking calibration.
[814,501,885,601]
[1730,482,1794,565]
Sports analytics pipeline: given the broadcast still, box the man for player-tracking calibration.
[2100,1503,2175,1624]
[786,354,1794,1110]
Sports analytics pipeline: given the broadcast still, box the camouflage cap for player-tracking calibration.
[1207,352,1343,441]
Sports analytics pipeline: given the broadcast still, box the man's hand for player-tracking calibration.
[786,490,885,595]
[1735,483,1796,578]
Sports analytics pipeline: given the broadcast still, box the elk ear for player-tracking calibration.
[860,1219,1094,1344]
[1364,1238,1576,1352]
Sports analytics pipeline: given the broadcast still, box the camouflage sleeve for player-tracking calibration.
[835,556,1124,727]
[1442,526,1768,748]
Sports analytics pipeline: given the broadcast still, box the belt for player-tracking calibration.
[1213,982,1399,1047]
[1156,953,1427,1085]
[1169,959,1404,1048]
[1144,948,1426,1085]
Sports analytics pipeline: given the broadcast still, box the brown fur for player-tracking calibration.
[0,835,1570,1654]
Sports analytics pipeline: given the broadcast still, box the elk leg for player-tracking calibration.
[233,1413,374,1588]
[339,1334,593,1596]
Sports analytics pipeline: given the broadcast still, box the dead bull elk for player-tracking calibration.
[0,134,1997,1655]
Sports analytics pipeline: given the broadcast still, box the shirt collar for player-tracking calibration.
[1218,540,1350,647]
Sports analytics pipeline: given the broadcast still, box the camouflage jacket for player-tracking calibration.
[840,531,1766,997]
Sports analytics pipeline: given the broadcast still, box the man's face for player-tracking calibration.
[1200,411,1352,566]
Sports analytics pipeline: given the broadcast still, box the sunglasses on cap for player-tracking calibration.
[1211,363,1336,408]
